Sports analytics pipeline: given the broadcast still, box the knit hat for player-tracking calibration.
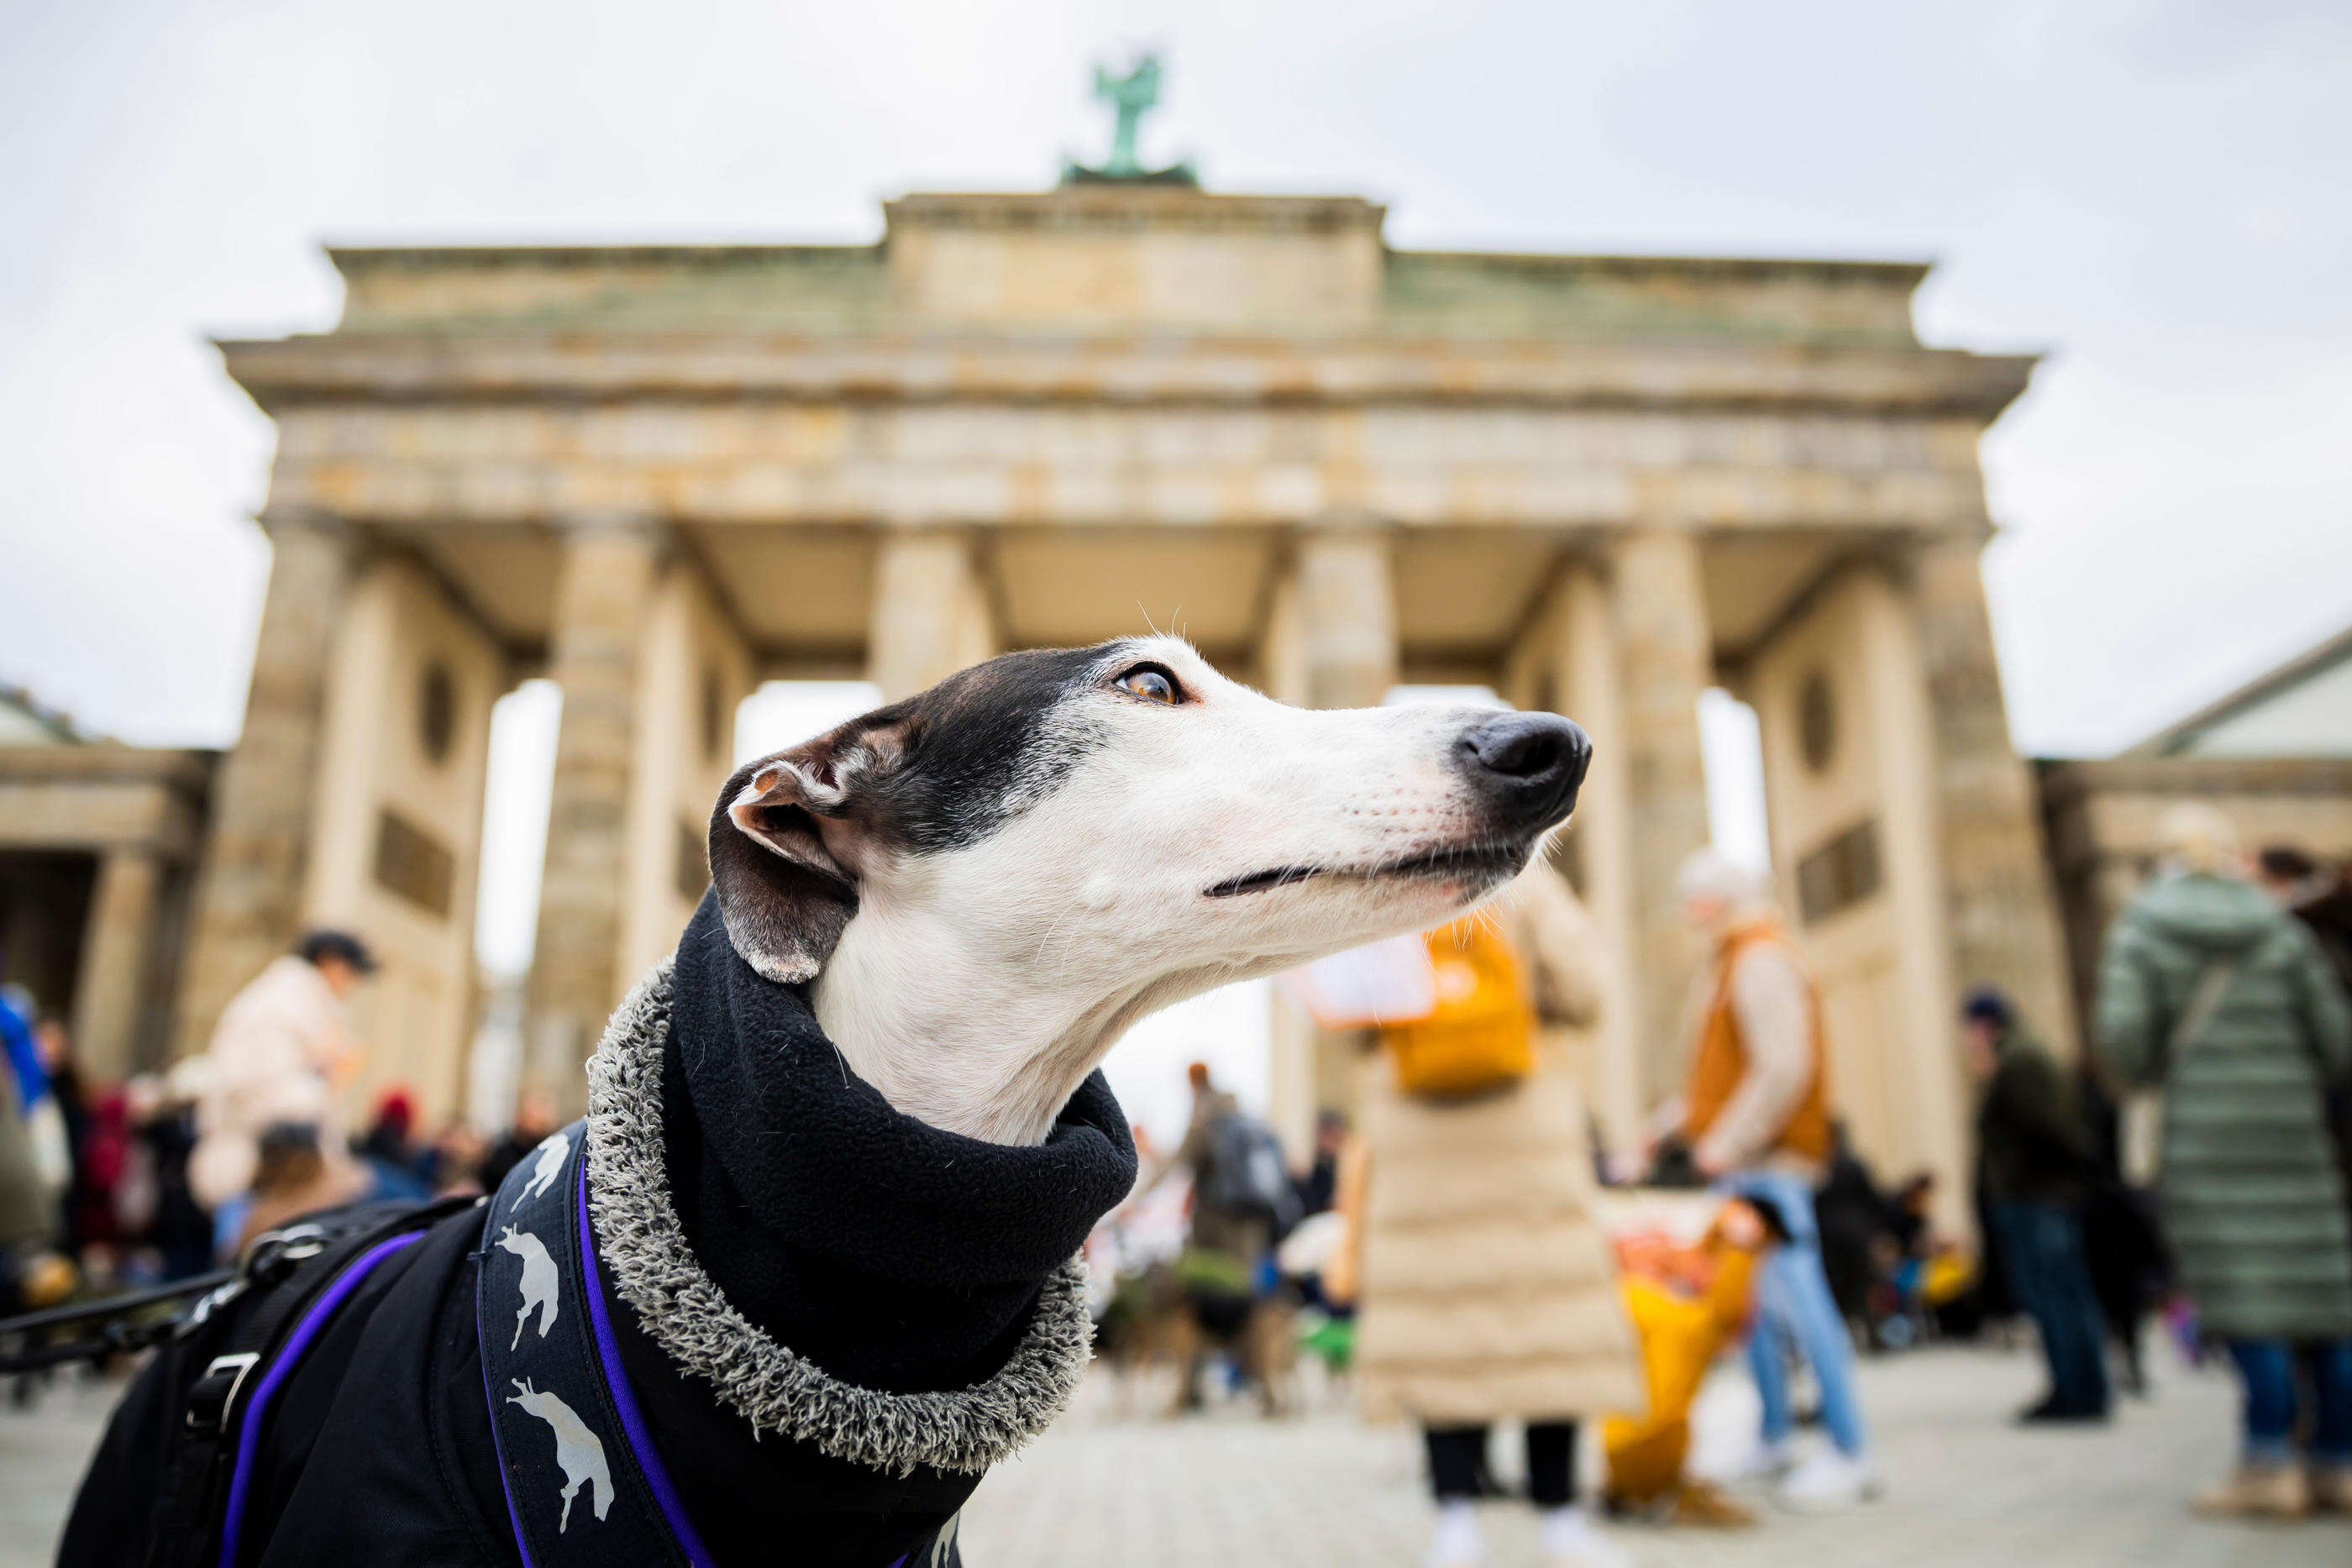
[1961,985,2014,1029]
[297,928,378,974]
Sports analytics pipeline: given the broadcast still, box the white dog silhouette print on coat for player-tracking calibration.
[517,1130,571,1204]
[495,1225,559,1349]
[506,1378,612,1531]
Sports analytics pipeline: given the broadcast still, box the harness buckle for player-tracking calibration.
[270,1223,330,1262]
[179,1275,248,1336]
[186,1351,260,1432]
[236,1220,333,1293]
[246,1221,330,1270]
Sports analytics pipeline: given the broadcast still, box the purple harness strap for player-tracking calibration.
[216,1229,426,1568]
[485,1132,942,1568]
[573,1153,718,1568]
[481,1329,541,1568]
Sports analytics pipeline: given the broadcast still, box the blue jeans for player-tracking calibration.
[1991,1198,2110,1416]
[2226,1339,2352,1466]
[1722,1169,1868,1457]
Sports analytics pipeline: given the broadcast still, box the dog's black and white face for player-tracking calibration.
[709,637,1590,1144]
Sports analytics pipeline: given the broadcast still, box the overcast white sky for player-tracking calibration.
[6,0,2348,753]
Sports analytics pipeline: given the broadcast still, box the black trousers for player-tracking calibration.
[1425,1422,1579,1508]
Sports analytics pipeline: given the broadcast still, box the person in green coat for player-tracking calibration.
[2095,804,2352,1519]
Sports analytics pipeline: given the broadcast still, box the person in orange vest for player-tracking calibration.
[1662,848,1876,1511]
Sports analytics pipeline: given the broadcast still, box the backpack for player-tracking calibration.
[1197,1109,1302,1240]
[1379,916,1536,1099]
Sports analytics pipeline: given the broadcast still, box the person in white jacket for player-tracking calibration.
[187,931,375,1216]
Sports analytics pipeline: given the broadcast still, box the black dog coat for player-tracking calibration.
[62,895,1137,1567]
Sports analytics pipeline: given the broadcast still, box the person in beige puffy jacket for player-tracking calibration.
[1342,865,1641,1568]
[187,932,375,1219]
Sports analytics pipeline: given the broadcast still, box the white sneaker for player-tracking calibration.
[1425,1501,1483,1568]
[1776,1448,1878,1512]
[1727,1436,1796,1483]
[1539,1504,1633,1568]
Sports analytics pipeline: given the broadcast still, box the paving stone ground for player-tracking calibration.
[3,1343,2346,1567]
[958,1344,2349,1568]
[1,1374,114,1568]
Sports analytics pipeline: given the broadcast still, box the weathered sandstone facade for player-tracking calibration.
[180,182,2071,1212]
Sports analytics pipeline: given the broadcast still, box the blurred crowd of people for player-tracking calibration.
[0,927,563,1324]
[1091,807,2352,1565]
[0,983,214,1314]
[6,797,2349,1563]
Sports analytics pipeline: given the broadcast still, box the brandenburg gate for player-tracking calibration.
[177,174,2074,1208]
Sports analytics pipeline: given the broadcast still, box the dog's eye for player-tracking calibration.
[1115,664,1183,705]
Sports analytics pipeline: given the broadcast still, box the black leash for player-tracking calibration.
[0,1269,239,1376]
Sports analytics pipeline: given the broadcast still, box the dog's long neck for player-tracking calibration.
[813,910,1163,1146]
[648,900,1136,1396]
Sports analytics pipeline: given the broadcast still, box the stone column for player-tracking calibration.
[1912,538,2078,1052]
[869,530,995,703]
[1743,563,1973,1233]
[75,849,163,1082]
[174,510,357,1058]
[300,555,504,1125]
[525,518,662,1113]
[1554,564,1647,1153]
[1609,527,1715,1105]
[1498,564,1646,1156]
[617,559,757,986]
[1262,524,1398,1157]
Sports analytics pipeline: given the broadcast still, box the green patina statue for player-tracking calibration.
[1063,52,1196,186]
[1093,55,1160,177]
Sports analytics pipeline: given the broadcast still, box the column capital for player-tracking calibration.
[1604,517,1693,547]
[1937,516,1998,549]
[873,519,989,546]
[1288,511,1392,544]
[1898,527,1997,567]
[255,504,358,545]
[549,509,669,546]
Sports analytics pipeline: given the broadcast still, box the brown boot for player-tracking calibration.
[2308,1464,2352,1514]
[2192,1464,2310,1519]
[1665,1479,1756,1528]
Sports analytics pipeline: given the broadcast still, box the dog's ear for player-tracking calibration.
[708,726,897,984]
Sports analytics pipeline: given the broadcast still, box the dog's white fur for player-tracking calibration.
[780,639,1539,1145]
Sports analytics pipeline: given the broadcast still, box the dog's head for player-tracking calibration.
[708,637,1588,1134]
[712,636,1588,986]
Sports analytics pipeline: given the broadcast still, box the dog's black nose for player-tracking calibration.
[1455,711,1592,832]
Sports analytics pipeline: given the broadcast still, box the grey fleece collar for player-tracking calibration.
[582,961,1095,1476]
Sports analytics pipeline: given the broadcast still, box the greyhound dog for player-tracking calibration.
[61,636,1589,1568]
[712,636,1589,1145]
